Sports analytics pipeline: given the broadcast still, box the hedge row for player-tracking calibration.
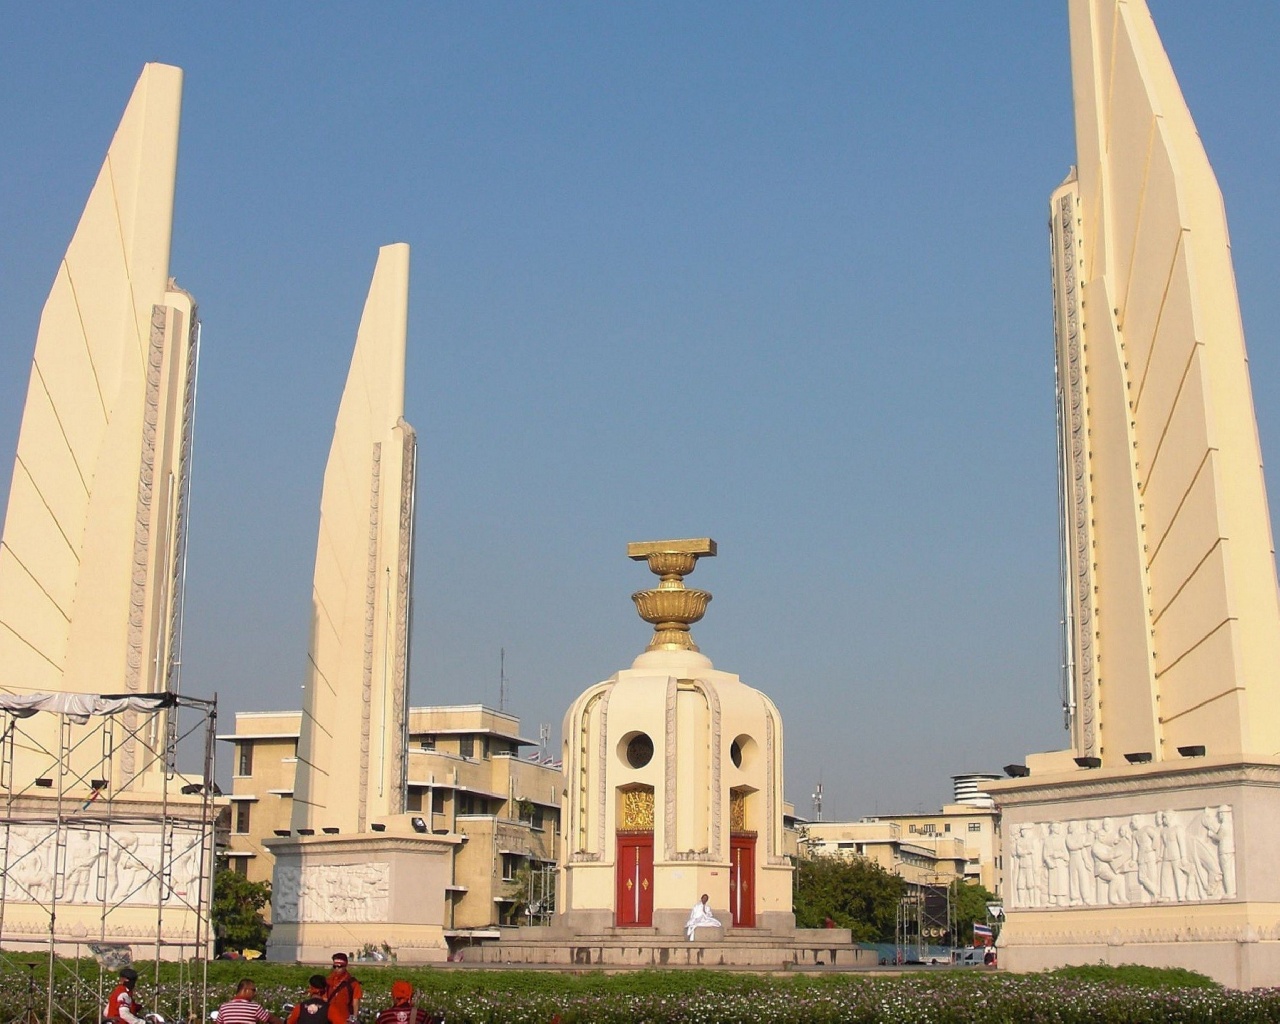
[3,958,1278,1024]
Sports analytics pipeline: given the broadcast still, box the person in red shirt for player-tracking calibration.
[104,967,144,1024]
[325,953,363,1023]
[374,982,434,1024]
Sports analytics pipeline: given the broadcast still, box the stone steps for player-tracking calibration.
[464,927,876,967]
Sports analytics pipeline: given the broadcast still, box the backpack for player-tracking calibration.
[297,997,330,1024]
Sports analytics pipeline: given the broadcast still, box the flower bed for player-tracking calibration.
[4,959,1278,1024]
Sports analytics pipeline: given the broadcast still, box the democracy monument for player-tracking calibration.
[0,64,218,964]
[2,0,1280,989]
[264,243,457,964]
[989,0,1280,989]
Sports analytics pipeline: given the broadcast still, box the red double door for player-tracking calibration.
[729,833,756,928]
[616,833,654,926]
[616,832,755,928]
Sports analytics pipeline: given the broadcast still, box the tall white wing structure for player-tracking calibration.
[1051,0,1280,763]
[0,64,197,785]
[292,244,417,834]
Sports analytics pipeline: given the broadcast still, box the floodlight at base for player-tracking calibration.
[1073,756,1102,769]
[1003,763,1031,778]
[1123,751,1153,764]
[1178,744,1207,758]
[410,817,428,833]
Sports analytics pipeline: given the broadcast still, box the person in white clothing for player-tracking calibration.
[684,893,723,941]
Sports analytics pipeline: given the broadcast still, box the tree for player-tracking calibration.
[212,870,272,953]
[793,854,906,942]
[950,879,998,945]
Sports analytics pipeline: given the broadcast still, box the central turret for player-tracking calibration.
[558,538,793,938]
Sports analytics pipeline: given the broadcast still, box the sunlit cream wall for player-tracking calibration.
[292,244,417,835]
[0,64,197,790]
[1051,0,1280,765]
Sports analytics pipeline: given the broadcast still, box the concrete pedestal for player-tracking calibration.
[265,826,456,964]
[991,758,1280,988]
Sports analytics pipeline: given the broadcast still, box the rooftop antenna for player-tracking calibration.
[811,779,824,822]
[499,647,507,712]
[539,723,550,759]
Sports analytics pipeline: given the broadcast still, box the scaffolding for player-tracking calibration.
[894,879,954,964]
[0,691,218,1024]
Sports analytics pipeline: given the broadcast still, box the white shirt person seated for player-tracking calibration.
[685,893,723,941]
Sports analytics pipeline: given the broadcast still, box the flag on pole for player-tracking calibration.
[973,922,994,946]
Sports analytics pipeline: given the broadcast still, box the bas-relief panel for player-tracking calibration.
[274,862,390,923]
[1008,805,1236,910]
[0,824,204,906]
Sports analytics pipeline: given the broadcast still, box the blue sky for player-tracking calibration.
[2,3,1278,818]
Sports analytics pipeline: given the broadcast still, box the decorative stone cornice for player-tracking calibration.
[995,761,1280,808]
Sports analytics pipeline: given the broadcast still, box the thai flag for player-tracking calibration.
[973,923,994,946]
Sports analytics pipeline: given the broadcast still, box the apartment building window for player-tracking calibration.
[909,825,917,833]
[420,735,435,751]
[968,822,982,833]
[231,858,248,876]
[482,737,490,760]
[237,743,253,777]
[502,853,522,881]
[432,789,446,814]
[235,802,251,834]
[944,824,951,833]
[531,806,544,831]
[458,793,488,816]
[459,736,474,759]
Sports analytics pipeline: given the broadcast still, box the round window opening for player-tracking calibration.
[626,733,654,769]
[730,734,756,769]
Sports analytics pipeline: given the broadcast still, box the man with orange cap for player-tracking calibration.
[374,982,432,1024]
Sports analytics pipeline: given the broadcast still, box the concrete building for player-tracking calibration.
[805,820,969,889]
[221,704,561,936]
[991,0,1280,987]
[806,775,1002,893]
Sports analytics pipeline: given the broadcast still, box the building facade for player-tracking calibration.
[804,774,1001,893]
[221,704,560,936]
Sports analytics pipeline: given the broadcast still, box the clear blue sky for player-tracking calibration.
[2,3,1278,818]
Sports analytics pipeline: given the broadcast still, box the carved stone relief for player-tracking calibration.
[273,861,389,923]
[1053,186,1098,755]
[663,678,678,858]
[1008,805,1236,909]
[358,441,382,832]
[0,824,204,906]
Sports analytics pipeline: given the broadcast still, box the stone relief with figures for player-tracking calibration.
[0,824,204,906]
[1008,805,1236,909]
[273,862,389,923]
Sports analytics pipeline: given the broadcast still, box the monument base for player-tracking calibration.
[466,922,874,968]
[990,756,1280,988]
[265,824,457,964]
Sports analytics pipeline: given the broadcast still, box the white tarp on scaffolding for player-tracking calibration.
[0,692,175,725]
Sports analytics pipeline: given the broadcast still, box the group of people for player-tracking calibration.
[104,953,440,1024]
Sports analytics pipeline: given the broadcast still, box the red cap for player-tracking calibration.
[391,981,413,1002]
